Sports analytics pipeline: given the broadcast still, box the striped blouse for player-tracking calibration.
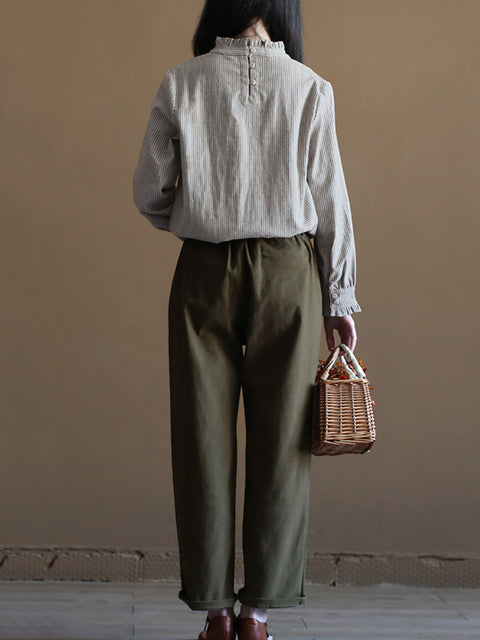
[132,36,362,316]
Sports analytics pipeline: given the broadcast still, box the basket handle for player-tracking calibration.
[319,343,366,381]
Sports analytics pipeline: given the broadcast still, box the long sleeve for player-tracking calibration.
[307,80,362,316]
[133,69,181,231]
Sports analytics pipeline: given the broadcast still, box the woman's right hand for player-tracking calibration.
[323,315,357,355]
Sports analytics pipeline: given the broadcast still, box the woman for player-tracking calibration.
[132,1,362,638]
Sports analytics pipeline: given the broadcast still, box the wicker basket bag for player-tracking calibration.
[312,343,376,456]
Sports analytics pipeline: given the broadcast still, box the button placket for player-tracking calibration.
[247,47,258,97]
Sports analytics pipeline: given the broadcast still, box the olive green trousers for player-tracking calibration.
[168,232,322,611]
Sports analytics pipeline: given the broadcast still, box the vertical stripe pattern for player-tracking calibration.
[133,36,361,316]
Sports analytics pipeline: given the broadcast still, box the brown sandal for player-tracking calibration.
[236,616,275,640]
[198,613,237,640]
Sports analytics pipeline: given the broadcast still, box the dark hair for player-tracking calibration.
[191,0,304,63]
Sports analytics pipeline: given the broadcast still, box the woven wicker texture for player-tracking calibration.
[312,343,376,455]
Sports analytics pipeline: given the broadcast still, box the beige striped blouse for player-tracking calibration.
[132,36,362,316]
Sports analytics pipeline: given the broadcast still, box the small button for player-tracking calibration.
[249,62,256,68]
[249,79,256,85]
[331,292,339,300]
[249,47,256,52]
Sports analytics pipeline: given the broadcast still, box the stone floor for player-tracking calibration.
[0,580,478,639]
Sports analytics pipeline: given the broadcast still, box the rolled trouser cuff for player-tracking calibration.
[237,588,306,608]
[178,589,239,611]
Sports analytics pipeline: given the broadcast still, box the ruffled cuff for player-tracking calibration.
[322,284,362,317]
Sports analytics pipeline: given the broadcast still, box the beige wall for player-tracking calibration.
[1,0,479,556]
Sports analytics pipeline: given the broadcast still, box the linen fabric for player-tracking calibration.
[168,232,322,609]
[133,36,362,317]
